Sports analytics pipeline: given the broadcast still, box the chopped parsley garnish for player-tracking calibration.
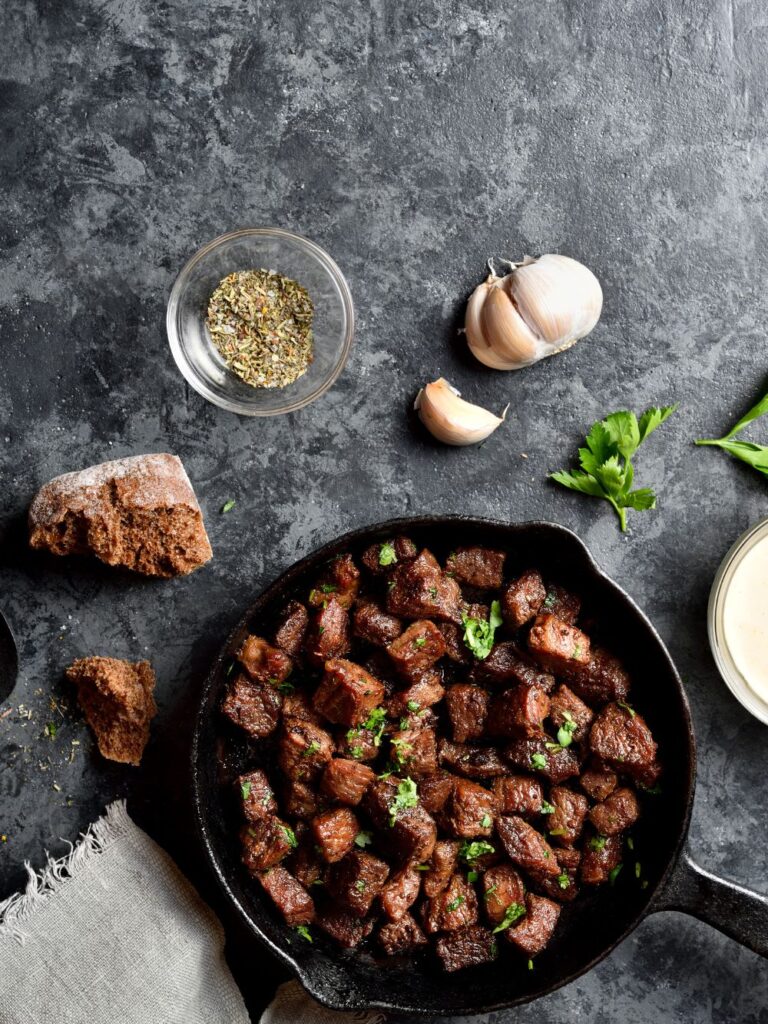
[484,884,498,901]
[549,828,568,837]
[467,870,479,883]
[406,700,421,713]
[221,499,236,513]
[278,680,295,694]
[355,880,367,892]
[531,753,548,771]
[543,592,556,609]
[354,831,373,848]
[390,736,413,765]
[302,741,320,757]
[363,707,388,746]
[617,701,636,717]
[635,861,642,879]
[571,643,582,660]
[480,814,492,829]
[556,872,570,890]
[240,781,252,800]
[295,925,313,943]
[446,895,466,913]
[459,840,495,864]
[626,836,634,851]
[319,582,338,593]
[317,626,325,635]
[589,835,607,851]
[641,783,662,795]
[389,777,419,826]
[414,636,427,648]
[462,600,503,660]
[379,542,397,566]
[545,741,563,753]
[528,959,534,971]
[225,661,236,677]
[281,826,298,849]
[540,801,555,815]
[556,711,578,748]
[609,863,623,886]
[429,586,438,598]
[350,746,363,759]
[45,722,57,739]
[416,863,430,871]
[492,901,526,933]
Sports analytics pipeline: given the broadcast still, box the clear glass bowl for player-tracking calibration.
[708,517,768,725]
[167,228,354,416]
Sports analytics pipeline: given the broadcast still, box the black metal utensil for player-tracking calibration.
[192,516,768,1017]
[0,610,19,705]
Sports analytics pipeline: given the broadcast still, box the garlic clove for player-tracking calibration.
[480,284,540,367]
[414,377,507,446]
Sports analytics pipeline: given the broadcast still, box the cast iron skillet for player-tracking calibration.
[192,517,768,1016]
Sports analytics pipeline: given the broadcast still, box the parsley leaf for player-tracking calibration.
[389,777,419,826]
[406,700,421,713]
[540,801,555,815]
[240,781,252,800]
[295,925,313,943]
[531,753,548,771]
[354,830,373,848]
[556,712,578,748]
[280,825,298,849]
[458,840,495,864]
[556,872,570,890]
[589,835,607,851]
[462,599,503,660]
[221,499,236,513]
[363,707,388,746]
[492,901,526,933]
[696,386,768,479]
[446,895,466,913]
[379,542,397,566]
[552,405,677,531]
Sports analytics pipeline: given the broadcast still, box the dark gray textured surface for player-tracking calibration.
[2,0,768,1019]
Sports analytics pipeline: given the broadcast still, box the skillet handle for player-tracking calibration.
[653,845,768,957]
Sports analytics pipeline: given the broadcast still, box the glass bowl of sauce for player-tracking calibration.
[709,518,768,725]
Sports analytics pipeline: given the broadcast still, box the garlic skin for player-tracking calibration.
[466,254,602,370]
[415,377,507,446]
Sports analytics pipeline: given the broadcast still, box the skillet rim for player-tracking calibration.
[191,515,696,1015]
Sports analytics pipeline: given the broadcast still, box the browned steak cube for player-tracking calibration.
[352,599,403,647]
[389,723,438,776]
[441,778,497,839]
[588,787,640,836]
[258,866,315,926]
[388,671,445,715]
[496,816,560,877]
[363,777,437,862]
[387,620,447,680]
[482,864,526,925]
[378,913,428,955]
[445,547,506,589]
[546,786,588,846]
[580,764,619,801]
[308,554,360,610]
[278,718,334,782]
[528,614,591,675]
[589,703,658,783]
[380,864,421,921]
[564,647,631,705]
[445,684,489,743]
[422,874,479,933]
[304,598,351,668]
[311,807,360,863]
[472,642,555,693]
[273,601,309,659]
[549,684,594,742]
[282,780,319,820]
[505,893,560,956]
[320,758,375,805]
[503,736,580,784]
[492,775,544,817]
[281,690,321,725]
[315,907,374,948]
[361,536,418,575]
[503,569,546,629]
[541,583,581,625]
[419,773,456,815]
[221,675,281,739]
[423,839,460,897]
[580,833,623,885]
[439,739,511,779]
[313,658,385,727]
[327,850,390,917]
[528,863,579,904]
[386,549,463,623]
[290,842,324,889]
[488,685,550,738]
[238,768,277,823]
[238,635,293,684]
[436,925,497,972]
[437,623,471,664]
[241,817,294,873]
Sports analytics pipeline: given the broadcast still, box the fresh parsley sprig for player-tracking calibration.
[696,387,768,478]
[462,600,503,660]
[551,406,677,532]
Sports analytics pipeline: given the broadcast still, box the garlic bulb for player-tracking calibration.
[466,254,602,370]
[415,378,507,446]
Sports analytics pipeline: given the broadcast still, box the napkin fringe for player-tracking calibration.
[0,799,131,944]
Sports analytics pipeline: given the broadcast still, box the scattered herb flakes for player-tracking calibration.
[363,707,387,746]
[240,781,252,800]
[406,700,421,713]
[609,863,624,886]
[302,740,321,758]
[635,861,642,879]
[549,828,568,837]
[589,835,607,851]
[467,870,479,883]
[617,701,636,717]
[446,895,466,913]
[462,599,503,660]
[278,681,295,694]
[221,499,236,514]
[295,925,313,943]
[44,722,57,740]
[459,840,495,864]
[280,825,298,849]
[207,268,314,390]
[531,753,548,771]
[556,711,577,748]
[492,901,526,933]
[528,959,534,971]
[484,884,498,901]
[413,637,427,649]
[543,592,556,609]
[540,801,555,815]
[480,814,492,829]
[355,880,367,893]
[626,836,635,851]
[379,542,397,566]
[389,777,419,826]
[557,872,570,890]
[416,863,430,871]
[354,831,373,848]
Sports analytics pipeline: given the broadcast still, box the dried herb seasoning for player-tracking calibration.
[206,268,314,389]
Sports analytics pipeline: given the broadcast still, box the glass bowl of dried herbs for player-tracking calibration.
[167,228,354,416]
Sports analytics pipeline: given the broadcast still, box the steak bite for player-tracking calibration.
[290,844,325,889]
[503,569,546,629]
[352,599,403,647]
[436,925,497,972]
[503,736,580,785]
[221,674,281,740]
[238,768,277,823]
[423,839,460,898]
[439,739,510,779]
[565,647,631,705]
[304,598,351,668]
[546,786,588,847]
[241,817,294,873]
[541,583,581,625]
[320,758,375,805]
[588,787,640,836]
[505,893,561,957]
[386,549,462,624]
[380,864,421,921]
[549,684,594,742]
[445,546,506,590]
[488,685,550,738]
[422,874,479,933]
[419,773,456,816]
[379,913,429,955]
[496,816,560,878]
[311,807,360,863]
[258,866,315,926]
[445,684,489,743]
[482,864,526,926]
[528,614,591,675]
[589,703,658,783]
[363,776,437,862]
[308,553,360,610]
[580,764,619,802]
[387,620,447,680]
[361,536,418,575]
[389,722,439,776]
[278,717,334,782]
[328,850,390,917]
[388,671,445,715]
[580,833,623,885]
[282,780,319,820]
[238,635,292,685]
[315,907,375,948]
[281,690,321,725]
[313,658,386,727]
[493,775,544,818]
[273,601,309,659]
[437,623,472,664]
[441,778,497,838]
[336,723,379,762]
[472,642,555,693]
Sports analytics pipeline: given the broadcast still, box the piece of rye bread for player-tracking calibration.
[66,656,157,766]
[28,453,212,578]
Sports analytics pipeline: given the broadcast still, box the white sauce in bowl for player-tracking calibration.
[722,533,768,705]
